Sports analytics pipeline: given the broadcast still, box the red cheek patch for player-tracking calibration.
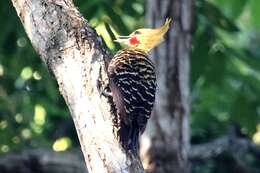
[129,36,138,45]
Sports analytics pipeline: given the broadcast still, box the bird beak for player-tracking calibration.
[114,36,130,44]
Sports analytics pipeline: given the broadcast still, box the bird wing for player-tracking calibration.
[108,52,156,131]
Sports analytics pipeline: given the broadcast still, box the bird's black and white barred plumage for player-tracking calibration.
[108,48,156,155]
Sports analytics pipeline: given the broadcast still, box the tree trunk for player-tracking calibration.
[141,0,193,172]
[10,0,144,172]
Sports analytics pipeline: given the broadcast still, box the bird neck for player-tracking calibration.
[127,48,149,55]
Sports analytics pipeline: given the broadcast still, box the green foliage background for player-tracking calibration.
[0,0,260,172]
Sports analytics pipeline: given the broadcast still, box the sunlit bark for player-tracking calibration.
[10,0,144,172]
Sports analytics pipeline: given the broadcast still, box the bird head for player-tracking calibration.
[114,18,171,53]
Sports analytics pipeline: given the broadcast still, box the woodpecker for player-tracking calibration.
[108,18,171,155]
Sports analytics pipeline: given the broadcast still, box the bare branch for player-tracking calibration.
[0,149,87,173]
[189,125,260,173]
[189,137,229,160]
[10,0,144,172]
[190,126,260,160]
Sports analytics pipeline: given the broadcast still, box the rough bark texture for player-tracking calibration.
[141,0,193,172]
[10,0,144,172]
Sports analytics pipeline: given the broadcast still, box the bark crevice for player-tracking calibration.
[10,0,144,172]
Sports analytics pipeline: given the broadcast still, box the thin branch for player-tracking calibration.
[189,125,260,173]
[0,149,87,173]
[189,126,260,160]
[189,136,229,160]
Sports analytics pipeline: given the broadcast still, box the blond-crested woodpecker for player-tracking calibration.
[108,19,171,155]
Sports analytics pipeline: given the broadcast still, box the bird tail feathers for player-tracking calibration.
[119,123,140,156]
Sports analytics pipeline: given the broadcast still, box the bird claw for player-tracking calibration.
[101,85,112,98]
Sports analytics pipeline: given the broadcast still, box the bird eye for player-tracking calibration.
[134,30,141,35]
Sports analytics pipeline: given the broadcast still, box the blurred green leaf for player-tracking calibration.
[104,23,121,51]
[102,2,130,34]
[191,26,213,85]
[198,0,239,32]
[250,0,260,28]
[213,0,247,19]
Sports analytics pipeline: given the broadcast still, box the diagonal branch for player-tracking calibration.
[10,0,144,172]
[0,149,88,173]
[189,125,260,160]
[190,125,260,173]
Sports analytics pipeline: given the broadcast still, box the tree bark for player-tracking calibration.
[10,0,144,172]
[141,0,193,172]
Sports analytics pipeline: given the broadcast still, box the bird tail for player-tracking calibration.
[119,122,140,156]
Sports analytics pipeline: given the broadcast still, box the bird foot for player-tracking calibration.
[101,85,112,98]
